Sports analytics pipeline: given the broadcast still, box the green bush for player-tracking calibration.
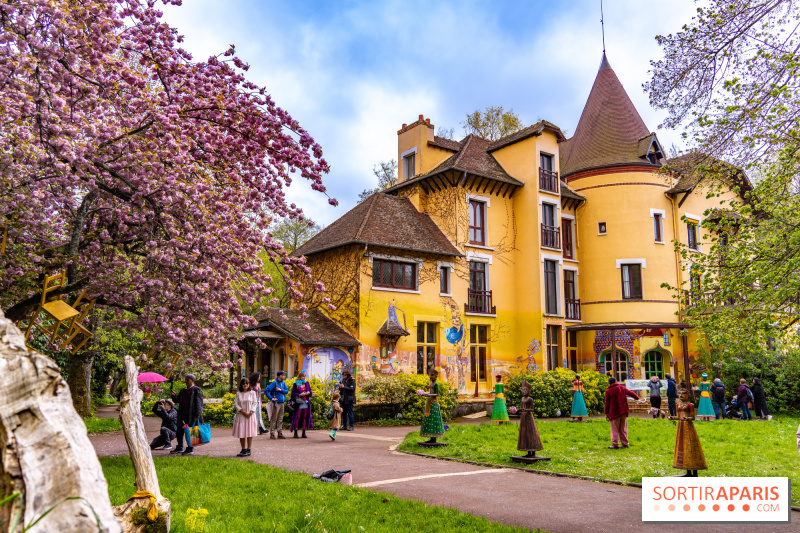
[202,393,236,426]
[359,374,457,424]
[505,368,608,418]
[360,375,407,418]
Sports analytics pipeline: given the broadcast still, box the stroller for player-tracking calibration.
[726,400,742,420]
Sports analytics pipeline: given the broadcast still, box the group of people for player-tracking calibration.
[148,369,358,457]
[230,369,357,456]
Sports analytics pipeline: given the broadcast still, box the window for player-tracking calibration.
[372,259,416,290]
[687,222,699,251]
[546,325,560,370]
[562,219,573,259]
[663,331,670,346]
[541,203,560,248]
[416,322,438,375]
[643,351,664,380]
[540,153,554,171]
[544,259,558,314]
[542,203,556,226]
[603,350,629,383]
[598,222,607,235]
[653,213,663,243]
[564,269,579,320]
[439,266,450,294]
[469,261,486,291]
[621,264,642,300]
[469,325,488,382]
[468,200,486,245]
[403,152,416,180]
[566,330,578,372]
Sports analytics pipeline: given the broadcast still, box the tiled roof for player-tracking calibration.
[377,319,410,337]
[665,152,753,194]
[560,53,662,178]
[487,120,567,152]
[560,182,586,202]
[250,308,359,347]
[428,136,462,151]
[290,193,461,258]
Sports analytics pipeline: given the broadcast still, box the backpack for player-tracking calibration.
[713,384,725,403]
[746,386,754,403]
[326,404,335,420]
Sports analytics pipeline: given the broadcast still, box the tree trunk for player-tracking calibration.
[68,312,103,417]
[112,356,171,532]
[0,310,120,533]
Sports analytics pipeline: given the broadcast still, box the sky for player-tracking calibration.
[160,0,700,226]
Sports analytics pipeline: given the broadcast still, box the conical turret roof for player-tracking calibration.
[560,53,661,178]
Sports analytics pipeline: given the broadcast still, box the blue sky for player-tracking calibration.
[161,0,699,226]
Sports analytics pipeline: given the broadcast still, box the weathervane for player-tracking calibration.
[601,0,606,53]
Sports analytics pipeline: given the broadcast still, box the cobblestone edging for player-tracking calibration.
[396,449,800,513]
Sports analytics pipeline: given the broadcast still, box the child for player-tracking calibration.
[329,392,343,441]
[233,377,257,457]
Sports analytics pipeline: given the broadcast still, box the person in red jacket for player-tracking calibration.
[604,376,640,449]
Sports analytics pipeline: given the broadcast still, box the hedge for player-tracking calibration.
[504,368,608,418]
[359,374,458,424]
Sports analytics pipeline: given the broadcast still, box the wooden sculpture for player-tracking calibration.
[511,380,550,463]
[669,387,708,477]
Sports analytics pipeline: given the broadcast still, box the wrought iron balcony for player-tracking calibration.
[539,168,560,193]
[541,224,561,249]
[565,298,581,320]
[465,289,495,315]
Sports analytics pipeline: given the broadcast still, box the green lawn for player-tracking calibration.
[399,417,800,505]
[84,417,123,433]
[100,456,545,533]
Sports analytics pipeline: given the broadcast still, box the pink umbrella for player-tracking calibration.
[137,371,168,383]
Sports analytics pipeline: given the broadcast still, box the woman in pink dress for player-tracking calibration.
[233,377,257,457]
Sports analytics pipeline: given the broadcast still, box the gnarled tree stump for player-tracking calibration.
[0,310,120,533]
[112,356,171,533]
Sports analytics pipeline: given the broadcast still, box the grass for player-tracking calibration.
[84,417,123,433]
[399,417,800,506]
[100,456,545,533]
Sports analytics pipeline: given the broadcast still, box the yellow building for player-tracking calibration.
[291,53,749,395]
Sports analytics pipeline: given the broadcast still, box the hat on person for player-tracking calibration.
[701,372,708,378]
[276,370,286,376]
[164,399,174,407]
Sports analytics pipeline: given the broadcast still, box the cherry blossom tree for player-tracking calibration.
[0,0,335,375]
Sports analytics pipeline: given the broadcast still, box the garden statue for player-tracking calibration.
[491,374,509,423]
[570,374,588,422]
[417,368,447,447]
[696,372,715,421]
[669,387,707,477]
[511,380,550,463]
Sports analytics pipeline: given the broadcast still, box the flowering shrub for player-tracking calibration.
[505,368,608,418]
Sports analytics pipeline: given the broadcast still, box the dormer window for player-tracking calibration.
[403,152,416,180]
[641,135,665,165]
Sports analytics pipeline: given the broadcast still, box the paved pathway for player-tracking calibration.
[90,406,796,532]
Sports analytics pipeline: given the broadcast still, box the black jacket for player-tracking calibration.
[711,382,726,403]
[153,403,178,433]
[171,385,204,423]
[339,376,356,406]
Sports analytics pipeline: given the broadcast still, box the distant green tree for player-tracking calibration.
[358,159,398,202]
[462,106,524,141]
[271,217,321,253]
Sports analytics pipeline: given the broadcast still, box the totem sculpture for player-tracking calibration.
[511,380,550,463]
[570,374,588,422]
[669,387,708,477]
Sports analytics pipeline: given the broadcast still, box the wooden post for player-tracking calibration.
[611,329,618,381]
[112,355,171,531]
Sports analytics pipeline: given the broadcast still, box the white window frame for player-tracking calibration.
[466,252,491,291]
[401,147,417,181]
[543,257,561,316]
[561,213,576,260]
[684,213,702,252]
[466,195,491,249]
[598,221,607,235]
[562,264,580,322]
[618,259,646,300]
[437,261,454,297]
[650,208,666,244]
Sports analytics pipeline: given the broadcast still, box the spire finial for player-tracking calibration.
[601,0,606,54]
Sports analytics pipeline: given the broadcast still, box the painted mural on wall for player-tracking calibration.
[517,339,542,373]
[593,329,642,379]
[301,347,352,383]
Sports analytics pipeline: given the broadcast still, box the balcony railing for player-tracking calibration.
[539,168,560,193]
[465,289,495,315]
[541,224,561,249]
[565,298,581,320]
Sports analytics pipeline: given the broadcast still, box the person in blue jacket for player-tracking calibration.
[265,371,289,439]
[666,374,679,417]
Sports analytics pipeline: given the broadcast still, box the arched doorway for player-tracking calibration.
[599,348,630,383]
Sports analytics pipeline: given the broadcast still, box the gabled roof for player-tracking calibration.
[428,136,462,152]
[560,182,586,202]
[250,308,359,347]
[664,152,753,195]
[377,319,410,337]
[290,193,461,258]
[560,53,662,178]
[487,120,567,152]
